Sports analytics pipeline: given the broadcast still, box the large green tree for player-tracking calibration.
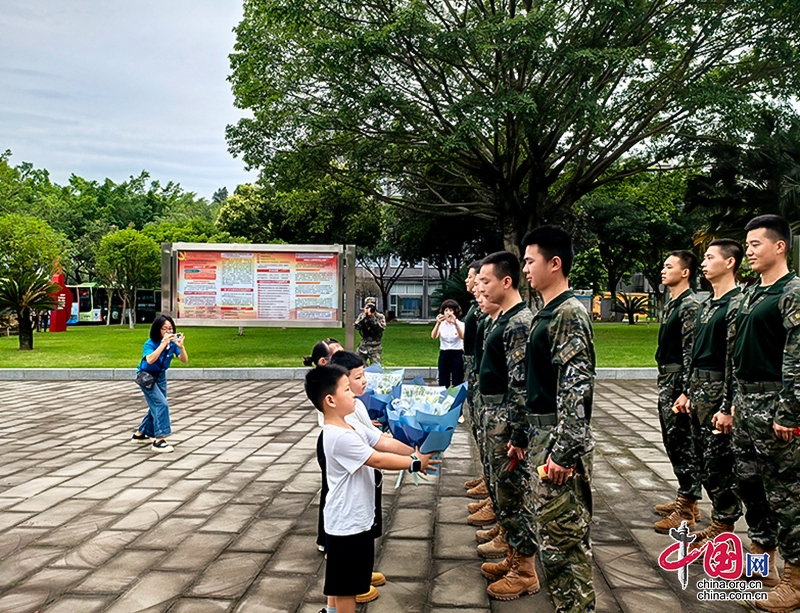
[227,0,800,248]
[95,230,160,330]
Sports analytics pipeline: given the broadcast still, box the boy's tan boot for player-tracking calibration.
[467,481,490,499]
[477,530,509,559]
[468,497,492,514]
[655,495,701,521]
[465,475,484,489]
[476,523,502,544]
[467,503,496,526]
[356,585,379,603]
[481,547,515,580]
[749,543,781,588]
[487,552,540,600]
[688,519,735,551]
[654,496,696,534]
[756,562,800,612]
[370,572,386,587]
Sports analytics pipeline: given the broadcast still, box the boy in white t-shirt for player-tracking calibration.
[305,365,440,613]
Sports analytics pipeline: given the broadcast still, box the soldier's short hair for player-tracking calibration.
[468,260,483,274]
[304,364,348,412]
[480,251,521,289]
[709,238,744,273]
[520,225,574,276]
[668,250,699,279]
[745,214,792,254]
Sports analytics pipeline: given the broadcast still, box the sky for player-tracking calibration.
[0,0,257,200]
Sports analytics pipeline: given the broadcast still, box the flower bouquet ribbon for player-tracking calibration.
[387,382,468,486]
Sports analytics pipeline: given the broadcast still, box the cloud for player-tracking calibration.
[0,0,256,199]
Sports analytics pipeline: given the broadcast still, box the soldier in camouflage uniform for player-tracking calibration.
[505,226,594,613]
[469,251,537,601]
[354,299,386,365]
[730,216,800,612]
[684,239,744,549]
[653,250,703,533]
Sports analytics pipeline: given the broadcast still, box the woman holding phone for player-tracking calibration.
[132,314,188,453]
[431,299,465,387]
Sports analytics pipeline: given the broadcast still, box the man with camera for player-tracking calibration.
[354,298,386,365]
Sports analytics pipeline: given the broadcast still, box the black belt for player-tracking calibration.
[738,381,782,394]
[527,413,558,427]
[658,364,683,375]
[693,369,724,382]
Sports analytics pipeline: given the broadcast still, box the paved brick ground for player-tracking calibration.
[0,380,767,613]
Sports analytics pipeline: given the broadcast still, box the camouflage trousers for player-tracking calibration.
[357,341,382,366]
[688,378,742,524]
[463,355,479,441]
[528,424,595,613]
[733,390,800,563]
[657,371,702,500]
[481,397,538,557]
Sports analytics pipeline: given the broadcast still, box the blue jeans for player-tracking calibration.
[138,371,171,438]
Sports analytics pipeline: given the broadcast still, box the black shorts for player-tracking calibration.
[324,529,374,596]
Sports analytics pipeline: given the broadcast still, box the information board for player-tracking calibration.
[163,243,343,327]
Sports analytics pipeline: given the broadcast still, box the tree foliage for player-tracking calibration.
[228,0,800,247]
[0,213,67,280]
[95,230,160,329]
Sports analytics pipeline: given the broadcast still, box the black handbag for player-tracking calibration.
[135,347,169,390]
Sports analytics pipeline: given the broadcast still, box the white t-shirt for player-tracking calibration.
[438,320,465,351]
[317,398,379,432]
[322,421,381,535]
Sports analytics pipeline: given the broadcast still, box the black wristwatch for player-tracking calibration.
[409,453,421,473]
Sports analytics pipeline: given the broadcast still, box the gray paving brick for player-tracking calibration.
[188,552,269,598]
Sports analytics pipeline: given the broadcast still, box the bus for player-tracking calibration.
[66,284,161,325]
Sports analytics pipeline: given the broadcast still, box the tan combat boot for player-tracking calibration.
[467,481,490,499]
[487,551,540,600]
[655,495,701,521]
[468,503,496,526]
[371,572,386,587]
[756,561,800,612]
[476,523,502,544]
[468,497,492,514]
[356,585,379,603]
[477,529,509,559]
[688,519,735,552]
[654,496,696,534]
[465,475,484,489]
[750,543,781,588]
[481,548,514,580]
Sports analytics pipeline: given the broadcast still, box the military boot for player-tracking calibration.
[465,475,484,489]
[468,503,496,526]
[655,495,701,521]
[355,586,379,603]
[654,496,696,534]
[477,529,509,559]
[487,552,540,600]
[468,497,491,514]
[688,519,735,552]
[481,548,514,580]
[476,523,502,544]
[756,561,800,612]
[467,481,490,499]
[750,543,781,588]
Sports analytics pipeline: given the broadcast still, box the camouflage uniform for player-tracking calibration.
[472,313,494,482]
[732,272,800,564]
[524,290,595,613]
[354,310,386,365]
[462,301,482,431]
[688,288,744,524]
[478,301,536,556]
[656,289,702,501]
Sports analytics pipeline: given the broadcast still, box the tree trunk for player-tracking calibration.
[120,297,127,326]
[129,289,137,330]
[106,289,114,326]
[381,291,390,315]
[18,308,33,350]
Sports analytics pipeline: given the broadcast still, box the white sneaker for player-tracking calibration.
[151,439,174,453]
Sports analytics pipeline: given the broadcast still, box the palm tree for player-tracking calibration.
[613,293,652,326]
[0,271,58,350]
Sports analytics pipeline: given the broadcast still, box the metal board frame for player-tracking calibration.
[161,242,345,328]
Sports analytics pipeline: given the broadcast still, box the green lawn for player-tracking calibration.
[0,322,658,369]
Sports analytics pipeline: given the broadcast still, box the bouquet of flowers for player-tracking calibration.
[358,365,405,425]
[387,382,468,453]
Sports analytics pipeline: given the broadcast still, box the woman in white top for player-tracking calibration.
[431,298,466,387]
